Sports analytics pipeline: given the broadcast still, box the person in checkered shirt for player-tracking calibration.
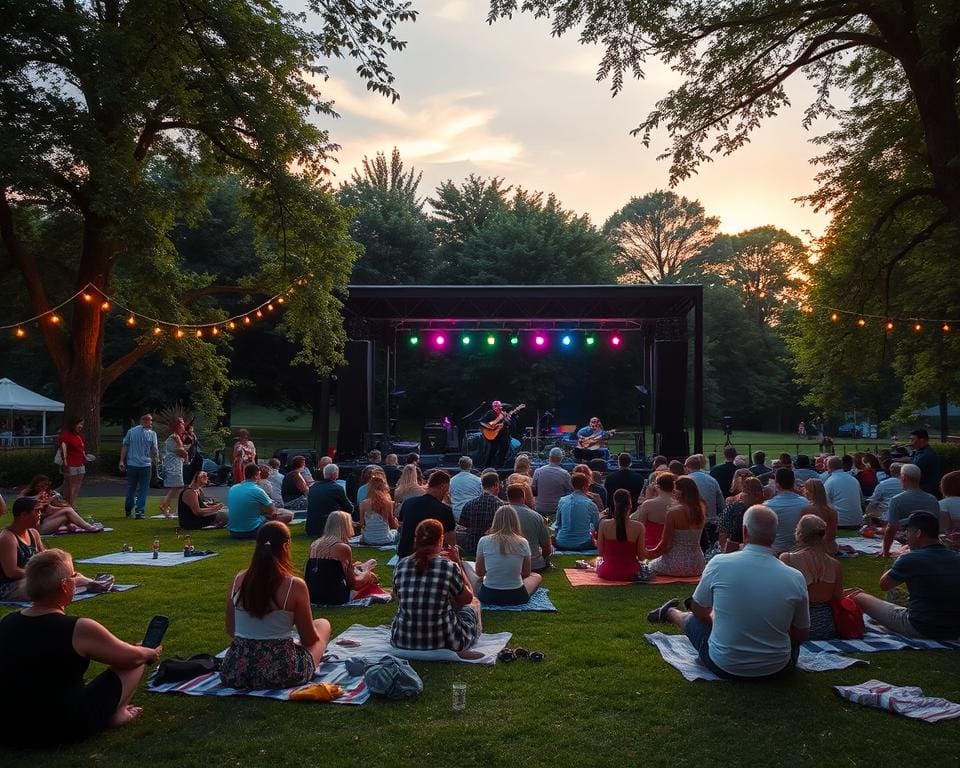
[390,519,483,659]
[457,472,503,554]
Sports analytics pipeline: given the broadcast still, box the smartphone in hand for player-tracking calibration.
[142,615,170,648]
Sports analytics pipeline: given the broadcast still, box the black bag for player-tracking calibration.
[153,654,221,685]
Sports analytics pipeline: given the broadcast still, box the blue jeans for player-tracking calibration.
[683,614,799,680]
[125,466,152,515]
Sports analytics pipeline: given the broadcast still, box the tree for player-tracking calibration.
[338,148,436,284]
[603,190,717,284]
[0,0,416,447]
[487,1,960,238]
[687,226,808,325]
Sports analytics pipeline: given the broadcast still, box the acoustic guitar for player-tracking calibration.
[577,429,616,449]
[480,403,526,441]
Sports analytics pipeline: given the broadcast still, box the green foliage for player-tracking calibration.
[603,190,717,284]
[932,442,960,475]
[0,449,56,488]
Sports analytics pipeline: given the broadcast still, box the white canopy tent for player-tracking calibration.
[0,378,64,446]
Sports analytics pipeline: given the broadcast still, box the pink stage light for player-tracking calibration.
[611,334,622,346]
[434,333,446,347]
[534,334,546,347]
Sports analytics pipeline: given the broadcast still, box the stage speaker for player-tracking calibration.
[420,421,458,453]
[652,339,688,457]
[336,340,373,457]
[362,432,385,454]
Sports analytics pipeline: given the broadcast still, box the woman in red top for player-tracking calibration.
[59,418,90,507]
[596,489,645,581]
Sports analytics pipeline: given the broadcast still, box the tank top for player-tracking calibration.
[177,489,206,530]
[231,576,296,639]
[0,529,40,585]
[304,557,350,605]
[281,472,304,503]
[597,537,642,581]
[361,509,393,545]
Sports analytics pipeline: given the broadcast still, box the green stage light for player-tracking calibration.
[486,335,496,346]
[409,335,419,346]
[510,335,519,346]
[585,335,596,346]
[461,334,471,346]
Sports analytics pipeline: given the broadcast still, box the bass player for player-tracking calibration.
[575,417,615,462]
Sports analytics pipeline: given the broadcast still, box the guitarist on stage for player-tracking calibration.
[576,417,614,461]
[480,400,516,468]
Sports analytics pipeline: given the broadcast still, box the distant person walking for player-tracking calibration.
[119,414,159,520]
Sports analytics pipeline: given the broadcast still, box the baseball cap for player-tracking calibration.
[903,511,939,538]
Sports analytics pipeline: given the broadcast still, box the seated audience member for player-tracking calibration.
[458,472,504,555]
[634,472,675,551]
[823,455,865,527]
[355,464,385,508]
[505,483,552,571]
[718,477,764,552]
[391,519,482,659]
[650,455,669,472]
[227,463,294,539]
[749,451,771,476]
[881,463,940,557]
[513,453,534,477]
[780,515,843,640]
[467,505,542,605]
[851,511,960,639]
[221,522,330,689]
[305,463,354,537]
[793,454,820,483]
[393,464,427,507]
[686,455,724,521]
[647,505,809,680]
[280,455,312,511]
[588,460,611,509]
[359,474,399,545]
[857,453,880,496]
[367,449,382,465]
[734,455,748,469]
[178,470,227,529]
[800,479,839,555]
[19,475,103,534]
[668,459,685,476]
[266,458,284,497]
[574,463,605,512]
[532,448,574,518]
[505,471,535,508]
[553,472,600,551]
[449,456,483,522]
[939,470,960,544]
[605,452,646,510]
[646,476,706,577]
[382,453,402,486]
[305,511,380,605]
[766,468,809,553]
[865,463,903,523]
[710,446,739,498]
[0,498,107,600]
[256,464,284,507]
[725,468,755,506]
[0,549,160,746]
[396,471,455,558]
[597,489,645,581]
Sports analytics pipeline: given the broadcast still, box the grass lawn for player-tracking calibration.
[2,498,958,767]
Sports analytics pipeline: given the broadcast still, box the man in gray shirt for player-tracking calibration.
[119,413,160,519]
[685,455,724,520]
[882,464,940,557]
[532,447,573,518]
[506,482,553,570]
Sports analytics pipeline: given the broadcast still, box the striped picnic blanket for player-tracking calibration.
[834,680,960,722]
[147,658,369,705]
[482,587,557,612]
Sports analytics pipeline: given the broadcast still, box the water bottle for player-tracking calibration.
[183,534,194,556]
[152,536,160,560]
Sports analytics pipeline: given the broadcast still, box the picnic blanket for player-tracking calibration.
[804,619,960,653]
[327,624,511,666]
[563,569,700,587]
[482,587,557,612]
[42,527,114,536]
[644,632,867,681]
[77,551,218,567]
[148,657,369,705]
[348,535,397,551]
[0,584,138,608]
[833,680,960,722]
[839,537,904,556]
[550,548,598,556]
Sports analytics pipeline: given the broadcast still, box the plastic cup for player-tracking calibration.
[451,682,467,711]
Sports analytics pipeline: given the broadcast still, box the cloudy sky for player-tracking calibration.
[304,0,832,239]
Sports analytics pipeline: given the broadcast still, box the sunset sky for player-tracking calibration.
[305,1,835,242]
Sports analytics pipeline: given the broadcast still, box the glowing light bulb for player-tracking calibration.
[409,335,419,346]
[486,335,496,346]
[434,333,446,347]
[15,327,25,338]
[127,315,137,327]
[101,301,110,311]
[611,335,622,347]
[50,314,61,324]
[857,318,866,327]
[534,334,546,347]
[561,335,572,346]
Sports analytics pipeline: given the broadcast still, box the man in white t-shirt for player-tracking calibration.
[448,456,482,522]
[648,505,809,679]
[766,468,810,553]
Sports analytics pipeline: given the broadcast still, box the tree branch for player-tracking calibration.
[180,284,269,305]
[101,339,160,390]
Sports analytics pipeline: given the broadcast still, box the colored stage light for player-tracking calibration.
[434,333,446,347]
[486,335,496,346]
[409,335,419,346]
[585,335,595,346]
[461,334,471,346]
[611,334,622,347]
[561,334,572,346]
[510,335,519,346]
[534,334,546,347]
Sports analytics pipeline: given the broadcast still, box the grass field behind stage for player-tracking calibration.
[2,498,958,767]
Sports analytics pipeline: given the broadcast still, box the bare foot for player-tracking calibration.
[110,705,143,728]
[457,649,484,660]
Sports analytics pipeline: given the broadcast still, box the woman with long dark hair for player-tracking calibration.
[596,489,646,581]
[390,519,482,659]
[646,476,706,577]
[221,521,330,689]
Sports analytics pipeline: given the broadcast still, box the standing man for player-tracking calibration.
[823,455,864,527]
[119,413,159,520]
[710,446,739,498]
[532,447,573,519]
[604,452,646,510]
[480,400,514,469]
[909,428,941,497]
